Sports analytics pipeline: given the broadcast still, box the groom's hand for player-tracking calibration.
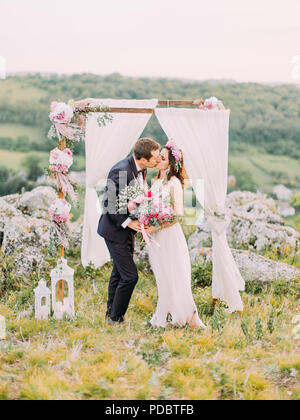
[128,220,142,232]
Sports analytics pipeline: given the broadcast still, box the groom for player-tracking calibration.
[98,138,161,324]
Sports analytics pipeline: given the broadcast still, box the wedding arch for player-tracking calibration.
[48,98,245,313]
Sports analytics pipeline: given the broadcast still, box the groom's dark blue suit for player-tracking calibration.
[98,155,144,322]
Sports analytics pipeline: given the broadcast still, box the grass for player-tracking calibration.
[0,251,299,400]
[0,149,49,171]
[0,124,44,143]
[229,150,300,192]
[285,210,300,232]
[0,79,47,103]
[0,149,85,173]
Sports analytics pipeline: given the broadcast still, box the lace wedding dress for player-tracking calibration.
[148,176,206,328]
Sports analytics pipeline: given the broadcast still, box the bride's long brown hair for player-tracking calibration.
[157,147,188,189]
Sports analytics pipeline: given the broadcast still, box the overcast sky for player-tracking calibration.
[1,0,299,83]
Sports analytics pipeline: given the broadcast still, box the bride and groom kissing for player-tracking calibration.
[98,137,205,329]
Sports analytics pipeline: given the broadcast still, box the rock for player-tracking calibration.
[1,214,51,277]
[2,215,50,256]
[2,186,57,219]
[0,198,21,232]
[188,191,300,252]
[272,184,293,201]
[0,188,56,278]
[190,248,300,283]
[226,191,283,224]
[69,217,84,249]
[17,186,57,218]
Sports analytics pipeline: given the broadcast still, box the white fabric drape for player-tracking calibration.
[155,108,245,312]
[81,98,158,268]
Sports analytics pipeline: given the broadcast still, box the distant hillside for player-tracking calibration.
[0,73,299,155]
[0,73,299,196]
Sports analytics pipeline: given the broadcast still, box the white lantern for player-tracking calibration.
[51,258,75,320]
[34,279,51,320]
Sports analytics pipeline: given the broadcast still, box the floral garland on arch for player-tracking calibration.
[47,100,113,255]
[193,96,225,110]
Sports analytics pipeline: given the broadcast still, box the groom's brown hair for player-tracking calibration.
[134,137,160,161]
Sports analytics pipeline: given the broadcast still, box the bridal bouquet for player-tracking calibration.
[118,179,177,245]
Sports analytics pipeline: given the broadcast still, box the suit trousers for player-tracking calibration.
[105,234,138,321]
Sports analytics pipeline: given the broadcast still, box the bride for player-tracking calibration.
[145,140,206,329]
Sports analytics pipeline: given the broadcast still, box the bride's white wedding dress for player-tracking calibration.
[148,176,206,329]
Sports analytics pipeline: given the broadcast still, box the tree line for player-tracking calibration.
[0,73,299,158]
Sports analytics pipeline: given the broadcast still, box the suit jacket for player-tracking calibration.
[97,155,140,243]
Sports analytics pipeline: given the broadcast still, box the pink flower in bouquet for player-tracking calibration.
[138,215,149,225]
[127,200,137,213]
[134,195,145,204]
[147,191,152,198]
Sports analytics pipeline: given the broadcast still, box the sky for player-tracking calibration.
[0,0,300,83]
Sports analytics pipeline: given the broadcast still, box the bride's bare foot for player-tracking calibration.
[190,312,206,329]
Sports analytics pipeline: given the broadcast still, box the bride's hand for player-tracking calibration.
[145,226,158,235]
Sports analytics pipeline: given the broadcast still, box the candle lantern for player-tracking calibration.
[34,279,51,320]
[51,258,75,320]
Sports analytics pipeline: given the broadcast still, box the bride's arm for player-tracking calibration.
[170,177,184,217]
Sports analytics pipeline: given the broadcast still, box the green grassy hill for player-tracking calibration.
[0,124,44,143]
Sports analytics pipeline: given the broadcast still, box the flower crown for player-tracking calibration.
[166,139,183,172]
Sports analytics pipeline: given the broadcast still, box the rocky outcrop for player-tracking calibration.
[188,191,300,253]
[190,247,300,282]
[1,187,299,283]
[0,187,56,277]
[3,186,57,219]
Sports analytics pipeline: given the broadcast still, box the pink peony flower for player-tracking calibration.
[49,102,74,124]
[204,96,219,110]
[127,201,137,213]
[134,195,145,204]
[205,101,213,110]
[138,215,149,225]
